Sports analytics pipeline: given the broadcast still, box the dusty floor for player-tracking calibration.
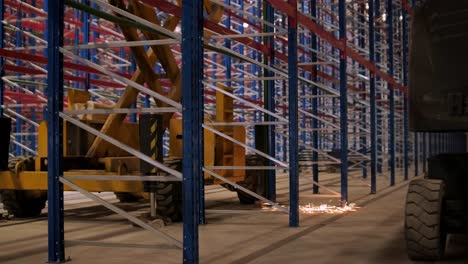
[1,169,467,264]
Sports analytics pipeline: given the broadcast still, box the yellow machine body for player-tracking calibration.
[0,85,247,191]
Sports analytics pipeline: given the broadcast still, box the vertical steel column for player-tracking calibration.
[47,0,65,262]
[288,0,299,227]
[429,133,433,157]
[402,5,409,181]
[182,0,203,262]
[43,1,49,96]
[0,0,3,117]
[386,0,395,186]
[73,9,80,89]
[264,1,276,200]
[422,132,427,172]
[310,0,319,194]
[30,0,37,151]
[91,2,99,82]
[15,14,22,156]
[368,0,377,194]
[224,0,232,90]
[359,3,367,179]
[339,0,348,203]
[375,0,382,174]
[130,60,137,123]
[281,14,287,163]
[414,132,419,176]
[82,0,90,90]
[439,133,442,153]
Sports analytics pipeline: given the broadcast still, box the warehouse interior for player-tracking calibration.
[1,0,468,263]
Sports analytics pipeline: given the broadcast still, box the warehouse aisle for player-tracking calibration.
[2,176,468,264]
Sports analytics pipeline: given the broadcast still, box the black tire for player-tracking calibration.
[114,192,142,203]
[405,179,447,261]
[0,190,47,218]
[155,181,182,222]
[0,157,47,218]
[236,155,267,204]
[153,157,183,222]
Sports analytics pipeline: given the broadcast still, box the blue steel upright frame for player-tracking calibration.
[47,0,65,262]
[339,0,348,203]
[375,0,383,174]
[402,4,409,181]
[368,0,377,194]
[288,0,299,227]
[386,0,396,186]
[310,0,319,194]
[82,0,90,90]
[264,1,277,201]
[0,0,3,117]
[422,132,427,172]
[182,0,203,262]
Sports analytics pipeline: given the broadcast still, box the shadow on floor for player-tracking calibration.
[372,228,468,264]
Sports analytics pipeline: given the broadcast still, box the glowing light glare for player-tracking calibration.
[243,22,249,28]
[260,203,359,214]
[299,203,359,214]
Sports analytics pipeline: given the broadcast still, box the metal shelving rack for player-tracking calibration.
[0,0,462,263]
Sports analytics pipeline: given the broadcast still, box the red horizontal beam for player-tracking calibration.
[265,0,407,95]
[0,49,132,79]
[146,0,364,93]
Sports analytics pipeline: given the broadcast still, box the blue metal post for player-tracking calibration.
[358,3,367,179]
[368,0,377,194]
[375,0,382,174]
[414,132,419,176]
[91,2,99,82]
[224,0,231,90]
[73,8,80,89]
[264,1,276,200]
[310,0,319,194]
[0,0,4,117]
[439,133,442,153]
[339,0,348,203]
[422,132,427,172]
[386,0,395,186]
[288,0,299,227]
[82,0,90,90]
[281,13,287,162]
[402,6,409,181]
[429,133,433,157]
[15,15,22,156]
[30,0,37,151]
[182,0,203,262]
[130,59,137,123]
[47,0,65,261]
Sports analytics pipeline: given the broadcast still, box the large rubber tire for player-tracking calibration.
[405,179,447,261]
[114,192,142,203]
[155,182,182,222]
[236,155,267,204]
[0,157,47,218]
[154,157,183,222]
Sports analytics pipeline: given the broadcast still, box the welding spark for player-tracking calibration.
[299,203,359,214]
[260,202,359,214]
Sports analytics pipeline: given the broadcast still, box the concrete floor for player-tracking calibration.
[1,170,468,264]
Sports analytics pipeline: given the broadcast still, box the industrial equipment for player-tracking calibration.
[0,88,266,221]
[406,0,468,260]
[0,1,270,221]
